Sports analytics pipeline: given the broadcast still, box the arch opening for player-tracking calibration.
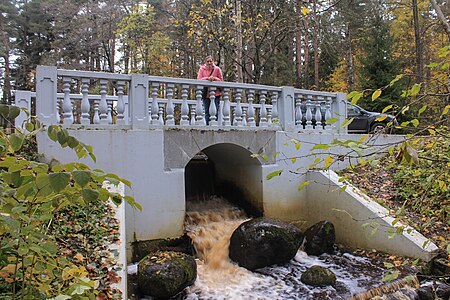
[184,143,263,217]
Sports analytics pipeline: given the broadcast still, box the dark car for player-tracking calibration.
[346,101,398,133]
[299,101,397,134]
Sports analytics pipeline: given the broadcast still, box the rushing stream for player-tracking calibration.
[182,196,406,300]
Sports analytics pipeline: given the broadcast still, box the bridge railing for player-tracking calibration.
[32,66,347,133]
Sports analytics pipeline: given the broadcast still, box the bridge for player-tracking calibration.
[15,66,437,262]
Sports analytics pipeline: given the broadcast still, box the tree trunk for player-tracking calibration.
[235,0,243,82]
[303,6,310,89]
[412,0,423,82]
[313,0,319,89]
[430,0,450,37]
[295,0,302,88]
[346,23,355,91]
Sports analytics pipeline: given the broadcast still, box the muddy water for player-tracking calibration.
[183,197,398,300]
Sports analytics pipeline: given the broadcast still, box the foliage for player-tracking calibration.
[0,106,140,299]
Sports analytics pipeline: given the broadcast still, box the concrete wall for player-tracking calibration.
[305,170,438,261]
[38,127,424,261]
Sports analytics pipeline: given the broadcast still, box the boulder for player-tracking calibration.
[229,217,304,270]
[138,251,197,298]
[300,265,336,287]
[302,220,335,255]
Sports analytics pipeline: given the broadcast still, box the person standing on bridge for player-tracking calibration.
[197,55,223,125]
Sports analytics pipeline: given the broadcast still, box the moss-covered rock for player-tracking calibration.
[302,220,335,256]
[229,217,304,270]
[138,250,197,298]
[300,265,336,287]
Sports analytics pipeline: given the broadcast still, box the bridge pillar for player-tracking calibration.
[130,74,150,129]
[279,86,295,131]
[14,90,32,131]
[36,66,58,126]
[334,92,348,134]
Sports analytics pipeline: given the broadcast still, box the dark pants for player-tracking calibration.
[203,96,220,125]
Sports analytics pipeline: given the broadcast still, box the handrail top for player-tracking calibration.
[46,66,338,97]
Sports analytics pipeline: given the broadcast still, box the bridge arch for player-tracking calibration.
[185,142,264,216]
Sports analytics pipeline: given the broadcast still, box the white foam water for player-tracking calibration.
[183,197,398,300]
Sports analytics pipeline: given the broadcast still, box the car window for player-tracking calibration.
[347,104,361,116]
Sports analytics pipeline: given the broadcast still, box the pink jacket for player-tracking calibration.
[197,64,223,96]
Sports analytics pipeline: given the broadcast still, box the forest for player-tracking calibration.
[0,0,449,118]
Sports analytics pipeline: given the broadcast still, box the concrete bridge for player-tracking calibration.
[16,66,438,262]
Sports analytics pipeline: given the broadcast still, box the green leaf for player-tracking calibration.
[372,89,382,101]
[48,125,59,142]
[49,172,71,193]
[25,122,34,132]
[341,118,354,127]
[375,115,387,122]
[10,133,24,152]
[72,170,91,187]
[418,105,427,116]
[57,129,69,146]
[326,117,338,124]
[410,83,421,96]
[8,106,21,119]
[389,74,403,86]
[298,181,310,191]
[442,105,450,116]
[311,143,330,151]
[42,241,58,255]
[382,104,394,113]
[67,136,80,149]
[111,195,123,206]
[350,92,363,105]
[82,188,100,202]
[0,104,9,117]
[411,119,419,127]
[266,170,282,180]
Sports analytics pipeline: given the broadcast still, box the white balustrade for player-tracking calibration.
[33,66,344,132]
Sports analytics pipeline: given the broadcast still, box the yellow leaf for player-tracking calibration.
[324,155,334,168]
[74,253,84,262]
[372,89,382,101]
[301,7,309,15]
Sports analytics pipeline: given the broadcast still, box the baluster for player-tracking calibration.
[324,96,332,130]
[56,99,61,124]
[80,78,90,124]
[305,95,314,130]
[247,90,255,127]
[93,99,100,124]
[223,88,231,126]
[150,82,160,125]
[165,84,175,125]
[209,87,218,126]
[295,94,303,129]
[158,105,164,125]
[99,79,108,124]
[271,91,279,124]
[242,107,248,126]
[116,81,126,125]
[62,77,73,125]
[314,100,323,130]
[180,85,189,126]
[196,86,205,125]
[235,89,243,126]
[71,98,77,123]
[259,91,268,127]
[267,107,272,126]
[107,100,113,124]
[190,105,196,125]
